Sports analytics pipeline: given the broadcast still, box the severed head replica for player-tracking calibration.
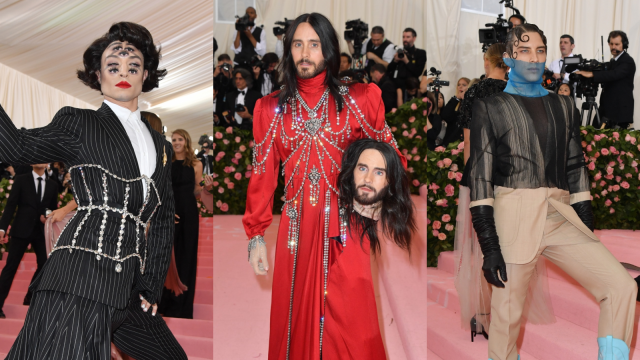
[338,139,416,255]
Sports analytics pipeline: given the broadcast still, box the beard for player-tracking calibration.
[296,58,326,79]
[354,184,389,205]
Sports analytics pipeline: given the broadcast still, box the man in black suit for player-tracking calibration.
[370,64,397,113]
[576,30,636,129]
[0,164,58,318]
[225,67,261,130]
[386,28,427,91]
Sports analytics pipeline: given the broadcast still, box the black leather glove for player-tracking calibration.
[470,205,508,288]
[571,200,595,232]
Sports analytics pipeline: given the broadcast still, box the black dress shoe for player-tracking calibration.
[635,275,640,302]
[0,309,5,319]
[23,291,32,306]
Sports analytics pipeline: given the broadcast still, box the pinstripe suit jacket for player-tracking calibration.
[467,92,595,264]
[0,102,174,309]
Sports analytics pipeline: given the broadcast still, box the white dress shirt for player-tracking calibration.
[260,72,273,97]
[549,53,574,83]
[614,50,626,61]
[275,38,284,59]
[231,26,267,58]
[359,38,396,64]
[104,100,157,196]
[32,170,45,201]
[235,87,247,124]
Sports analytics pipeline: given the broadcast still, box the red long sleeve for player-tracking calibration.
[242,96,281,239]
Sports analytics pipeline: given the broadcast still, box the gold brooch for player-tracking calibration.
[163,145,167,166]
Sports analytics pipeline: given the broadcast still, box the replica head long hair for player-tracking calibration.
[78,22,167,93]
[275,12,346,112]
[338,139,416,255]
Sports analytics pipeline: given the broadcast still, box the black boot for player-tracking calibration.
[470,316,489,342]
[0,308,5,319]
[635,275,640,302]
[23,291,32,306]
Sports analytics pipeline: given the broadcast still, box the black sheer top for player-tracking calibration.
[466,92,589,203]
[457,78,507,129]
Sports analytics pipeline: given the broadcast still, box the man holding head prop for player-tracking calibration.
[466,23,637,360]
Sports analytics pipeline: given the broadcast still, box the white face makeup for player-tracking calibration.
[353,149,389,205]
[97,41,148,110]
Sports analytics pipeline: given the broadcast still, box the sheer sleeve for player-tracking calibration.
[566,100,590,203]
[363,83,407,169]
[242,97,281,239]
[468,99,497,206]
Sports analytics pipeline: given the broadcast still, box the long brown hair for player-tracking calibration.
[171,129,199,167]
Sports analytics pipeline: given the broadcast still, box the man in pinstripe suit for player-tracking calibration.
[0,22,187,360]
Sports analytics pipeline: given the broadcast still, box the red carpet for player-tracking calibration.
[0,217,213,360]
[428,229,640,359]
[213,195,426,359]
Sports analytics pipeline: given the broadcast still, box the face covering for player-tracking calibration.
[502,57,548,97]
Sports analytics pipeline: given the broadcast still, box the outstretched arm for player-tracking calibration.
[0,105,82,165]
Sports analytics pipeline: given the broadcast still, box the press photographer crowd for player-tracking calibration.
[214,6,427,131]
[426,3,636,151]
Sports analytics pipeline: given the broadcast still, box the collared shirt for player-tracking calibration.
[261,72,273,97]
[231,26,267,58]
[359,38,396,64]
[549,53,574,83]
[32,170,45,201]
[235,87,247,124]
[614,50,625,61]
[103,100,156,196]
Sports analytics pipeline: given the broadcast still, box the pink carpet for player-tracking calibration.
[428,229,640,359]
[213,195,426,359]
[0,217,213,360]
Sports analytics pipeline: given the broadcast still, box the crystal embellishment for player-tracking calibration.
[286,206,297,220]
[304,118,322,136]
[115,263,122,273]
[308,167,321,185]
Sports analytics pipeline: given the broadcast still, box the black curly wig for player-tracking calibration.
[77,22,167,93]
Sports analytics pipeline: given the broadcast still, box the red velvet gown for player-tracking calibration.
[243,71,405,360]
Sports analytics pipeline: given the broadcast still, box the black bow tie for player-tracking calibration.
[238,90,246,95]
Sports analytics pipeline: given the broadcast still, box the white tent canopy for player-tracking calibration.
[0,0,213,144]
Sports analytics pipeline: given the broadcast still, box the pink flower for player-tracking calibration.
[601,190,608,196]
[235,136,241,143]
[223,139,230,145]
[413,156,421,161]
[437,161,444,168]
[451,164,459,172]
[8,180,12,184]
[595,152,600,158]
[600,180,606,187]
[391,108,397,113]
[594,134,601,141]
[407,167,414,173]
[216,200,222,208]
[594,172,602,180]
[435,146,446,153]
[443,158,452,167]
[249,141,254,148]
[601,148,610,155]
[581,141,587,147]
[633,161,638,168]
[435,199,448,207]
[429,183,440,192]
[413,179,420,186]
[7,186,10,190]
[220,203,229,212]
[245,171,252,178]
[438,233,447,240]
[455,172,463,182]
[213,181,219,187]
[451,149,459,155]
[458,142,465,150]
[402,124,407,129]
[411,103,418,110]
[445,224,454,231]
[432,230,439,237]
[610,208,616,214]
[588,162,595,170]
[605,199,612,206]
[227,182,235,189]
[605,174,614,180]
[423,97,428,102]
[234,172,242,181]
[616,176,622,182]
[581,130,588,135]
[402,130,409,137]
[224,177,230,184]
[392,127,397,132]
[226,127,233,134]
[408,116,416,123]
[433,221,441,230]
[613,185,620,191]
[606,167,614,175]
[448,171,456,180]
[610,146,618,154]
[587,145,593,152]
[423,110,428,116]
[406,154,413,161]
[614,196,620,202]
[592,182,596,188]
[235,153,242,159]
[609,161,616,167]
[445,184,455,197]
[621,181,630,189]
[213,173,218,178]
[613,132,620,140]
[218,187,224,194]
[626,173,633,178]
[231,158,239,165]
[215,132,223,139]
[411,147,418,154]
[442,214,451,222]
[402,149,408,155]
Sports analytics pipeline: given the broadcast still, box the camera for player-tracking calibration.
[564,55,608,98]
[273,18,293,36]
[428,67,450,88]
[220,63,231,72]
[198,134,213,151]
[344,19,369,57]
[542,69,559,91]
[397,47,405,59]
[250,55,264,70]
[478,14,511,52]
[235,14,255,32]
[235,104,247,113]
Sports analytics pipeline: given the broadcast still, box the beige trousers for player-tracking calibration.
[488,203,638,360]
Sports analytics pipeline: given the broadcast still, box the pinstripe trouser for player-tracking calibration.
[5,290,188,360]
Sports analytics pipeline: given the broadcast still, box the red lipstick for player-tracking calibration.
[116,81,131,89]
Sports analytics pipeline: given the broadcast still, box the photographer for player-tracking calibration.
[340,52,352,72]
[231,7,267,69]
[252,52,280,97]
[370,64,397,114]
[347,26,395,73]
[224,68,261,130]
[396,77,422,107]
[386,28,427,91]
[196,135,213,175]
[576,30,636,129]
[548,34,575,83]
[215,54,235,125]
[508,14,526,27]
